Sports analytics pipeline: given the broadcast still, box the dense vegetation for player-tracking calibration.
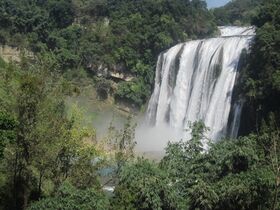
[0,58,102,209]
[0,0,217,107]
[0,0,280,210]
[239,0,280,134]
[213,0,263,26]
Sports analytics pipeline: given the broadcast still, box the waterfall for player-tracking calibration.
[146,26,255,141]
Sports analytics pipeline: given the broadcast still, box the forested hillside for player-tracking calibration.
[0,0,217,107]
[213,0,263,25]
[239,0,280,135]
[0,0,280,210]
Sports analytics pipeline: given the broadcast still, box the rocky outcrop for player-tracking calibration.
[109,71,134,82]
[88,63,135,82]
[0,45,33,63]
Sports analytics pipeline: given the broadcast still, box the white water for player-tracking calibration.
[219,26,255,36]
[145,26,255,144]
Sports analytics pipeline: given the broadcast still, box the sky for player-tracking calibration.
[206,0,231,8]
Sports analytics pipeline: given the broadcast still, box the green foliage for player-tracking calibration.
[0,0,218,106]
[188,179,218,210]
[240,0,280,133]
[161,122,207,176]
[0,60,101,210]
[160,122,211,208]
[115,79,151,107]
[1,1,280,210]
[105,116,137,175]
[0,111,16,158]
[160,121,278,209]
[213,0,263,26]
[28,182,109,210]
[112,158,185,210]
[95,78,113,100]
[49,0,75,28]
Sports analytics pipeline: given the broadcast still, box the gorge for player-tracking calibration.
[145,26,255,144]
[1,0,280,209]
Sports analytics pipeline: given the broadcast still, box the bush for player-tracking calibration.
[96,78,112,100]
[115,79,151,107]
[111,158,185,210]
[28,182,109,210]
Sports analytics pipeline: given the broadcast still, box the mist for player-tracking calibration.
[92,110,182,158]
[135,120,181,153]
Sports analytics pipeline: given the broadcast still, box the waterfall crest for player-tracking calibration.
[146,26,255,141]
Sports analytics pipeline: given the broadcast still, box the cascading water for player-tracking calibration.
[146,26,255,142]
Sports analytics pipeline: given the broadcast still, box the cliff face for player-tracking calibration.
[0,45,33,63]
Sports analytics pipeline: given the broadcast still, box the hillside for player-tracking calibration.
[0,0,217,107]
[0,0,280,210]
[213,0,263,25]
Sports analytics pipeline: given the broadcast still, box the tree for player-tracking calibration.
[160,121,210,209]
[111,158,185,210]
[0,62,101,210]
[104,116,136,177]
[28,182,109,210]
[49,0,75,28]
[213,0,262,26]
[160,121,276,209]
[258,114,280,210]
[0,111,16,159]
[239,0,280,134]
